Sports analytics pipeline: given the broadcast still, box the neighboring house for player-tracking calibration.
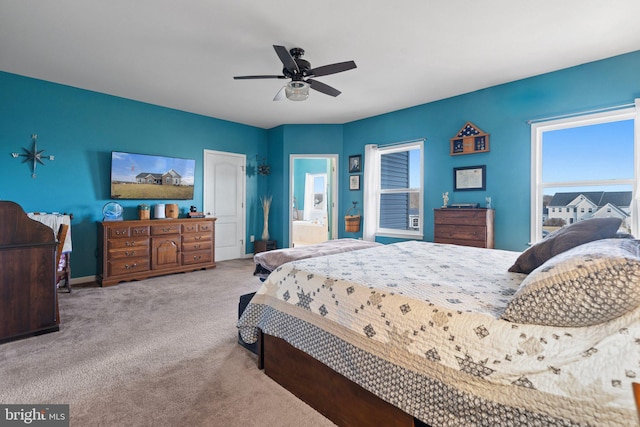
[136,169,182,185]
[546,191,632,231]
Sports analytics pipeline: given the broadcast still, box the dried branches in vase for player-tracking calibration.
[261,195,272,241]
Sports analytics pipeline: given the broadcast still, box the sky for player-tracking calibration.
[542,119,634,191]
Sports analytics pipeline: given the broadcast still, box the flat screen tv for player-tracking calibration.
[110,151,195,200]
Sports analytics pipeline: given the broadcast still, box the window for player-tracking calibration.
[531,104,639,243]
[363,140,424,240]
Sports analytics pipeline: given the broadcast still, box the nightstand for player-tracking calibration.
[254,240,276,254]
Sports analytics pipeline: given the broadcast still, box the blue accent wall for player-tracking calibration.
[266,124,343,247]
[2,50,639,280]
[0,72,267,278]
[342,50,640,250]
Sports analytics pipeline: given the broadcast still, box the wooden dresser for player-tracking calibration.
[0,201,59,343]
[434,208,494,248]
[98,217,216,286]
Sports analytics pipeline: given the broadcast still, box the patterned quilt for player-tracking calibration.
[238,241,639,426]
[252,238,381,279]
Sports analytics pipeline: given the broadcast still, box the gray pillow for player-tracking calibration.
[501,238,640,327]
[508,217,622,274]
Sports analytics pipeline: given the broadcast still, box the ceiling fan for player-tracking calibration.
[233,45,357,101]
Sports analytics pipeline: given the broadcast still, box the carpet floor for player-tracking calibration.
[0,259,335,426]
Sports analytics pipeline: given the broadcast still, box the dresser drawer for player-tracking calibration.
[151,224,181,235]
[181,250,213,265]
[182,241,212,252]
[434,225,487,242]
[108,258,150,276]
[108,226,132,238]
[434,209,488,226]
[182,222,213,233]
[182,233,212,244]
[108,246,151,260]
[108,237,149,250]
[130,226,150,237]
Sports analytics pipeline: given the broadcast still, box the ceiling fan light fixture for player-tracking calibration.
[285,81,310,101]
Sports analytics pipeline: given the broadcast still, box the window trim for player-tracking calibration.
[530,106,638,244]
[375,141,424,239]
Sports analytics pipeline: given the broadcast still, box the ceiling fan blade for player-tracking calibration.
[273,45,299,73]
[307,79,341,97]
[234,75,286,80]
[309,60,357,77]
[273,86,286,101]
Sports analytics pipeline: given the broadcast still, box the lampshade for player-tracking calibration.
[285,81,310,101]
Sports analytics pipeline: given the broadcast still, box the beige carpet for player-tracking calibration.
[0,259,335,427]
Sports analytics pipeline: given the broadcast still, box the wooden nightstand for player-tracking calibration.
[254,240,276,254]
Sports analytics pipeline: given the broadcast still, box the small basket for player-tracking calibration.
[345,203,361,233]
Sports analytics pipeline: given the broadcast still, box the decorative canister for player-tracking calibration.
[154,204,166,219]
[165,203,179,219]
[138,204,150,220]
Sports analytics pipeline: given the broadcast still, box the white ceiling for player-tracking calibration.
[1,1,639,129]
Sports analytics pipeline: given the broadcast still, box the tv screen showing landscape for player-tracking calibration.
[110,151,195,200]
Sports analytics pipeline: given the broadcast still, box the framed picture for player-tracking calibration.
[349,175,360,190]
[453,165,486,191]
[349,155,361,173]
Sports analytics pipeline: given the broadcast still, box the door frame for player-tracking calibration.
[203,149,246,259]
[289,154,338,248]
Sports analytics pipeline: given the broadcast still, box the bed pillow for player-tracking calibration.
[508,217,622,274]
[501,238,640,327]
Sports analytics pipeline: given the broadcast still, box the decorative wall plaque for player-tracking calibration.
[450,122,489,156]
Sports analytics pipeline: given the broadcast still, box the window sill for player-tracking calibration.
[375,231,423,240]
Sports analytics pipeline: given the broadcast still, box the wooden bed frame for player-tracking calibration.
[257,331,425,427]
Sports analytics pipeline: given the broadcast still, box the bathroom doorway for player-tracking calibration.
[289,155,338,247]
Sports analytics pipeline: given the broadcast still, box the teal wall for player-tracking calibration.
[2,50,639,280]
[266,124,343,247]
[0,72,267,278]
[342,50,640,250]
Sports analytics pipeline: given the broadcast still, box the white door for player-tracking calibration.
[203,150,245,261]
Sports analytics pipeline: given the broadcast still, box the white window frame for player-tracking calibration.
[370,141,424,239]
[530,105,639,244]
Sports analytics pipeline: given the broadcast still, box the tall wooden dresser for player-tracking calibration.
[98,217,216,286]
[434,208,494,248]
[0,201,59,343]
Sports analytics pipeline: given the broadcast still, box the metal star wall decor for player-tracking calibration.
[11,134,55,178]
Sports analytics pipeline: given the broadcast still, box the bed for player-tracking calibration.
[238,220,640,426]
[252,238,381,280]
